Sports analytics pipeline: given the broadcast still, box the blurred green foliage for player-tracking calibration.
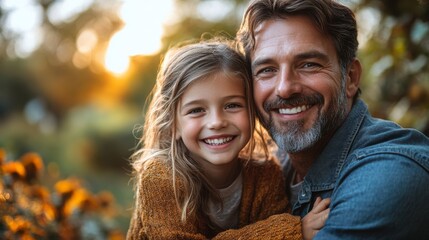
[0,0,428,234]
[356,0,429,132]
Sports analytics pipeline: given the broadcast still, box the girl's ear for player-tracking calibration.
[175,123,181,140]
[346,59,362,99]
[175,131,181,140]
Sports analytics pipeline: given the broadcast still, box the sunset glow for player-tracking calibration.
[104,0,174,75]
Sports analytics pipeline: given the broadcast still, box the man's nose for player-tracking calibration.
[275,67,303,98]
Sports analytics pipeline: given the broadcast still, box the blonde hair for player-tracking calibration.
[131,37,270,223]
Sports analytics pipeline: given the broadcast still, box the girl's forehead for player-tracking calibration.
[191,71,245,86]
[201,74,245,91]
[180,73,245,97]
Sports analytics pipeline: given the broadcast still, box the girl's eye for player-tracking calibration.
[225,103,244,110]
[187,108,204,115]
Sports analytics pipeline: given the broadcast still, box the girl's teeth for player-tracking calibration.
[205,137,233,145]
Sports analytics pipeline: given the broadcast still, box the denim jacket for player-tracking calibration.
[282,99,429,239]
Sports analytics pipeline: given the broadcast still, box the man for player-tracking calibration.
[236,0,429,239]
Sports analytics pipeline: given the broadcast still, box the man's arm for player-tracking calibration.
[315,153,429,239]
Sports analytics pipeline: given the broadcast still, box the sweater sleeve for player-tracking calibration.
[127,162,208,240]
[212,213,302,240]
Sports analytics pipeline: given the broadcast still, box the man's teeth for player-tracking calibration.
[204,137,233,145]
[279,105,310,114]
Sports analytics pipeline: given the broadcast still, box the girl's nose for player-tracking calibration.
[207,112,227,129]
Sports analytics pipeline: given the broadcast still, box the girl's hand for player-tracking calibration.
[301,197,330,240]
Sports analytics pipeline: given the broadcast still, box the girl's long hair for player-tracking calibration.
[131,37,271,224]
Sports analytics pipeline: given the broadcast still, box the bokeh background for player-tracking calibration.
[1,0,428,235]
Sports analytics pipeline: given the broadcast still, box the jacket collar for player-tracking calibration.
[304,99,367,191]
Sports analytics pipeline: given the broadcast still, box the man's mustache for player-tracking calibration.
[263,94,324,112]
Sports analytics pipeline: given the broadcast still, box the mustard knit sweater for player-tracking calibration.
[127,158,302,239]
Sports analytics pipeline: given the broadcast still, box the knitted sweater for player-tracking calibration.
[127,158,302,239]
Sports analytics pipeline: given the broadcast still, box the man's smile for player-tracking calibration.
[278,105,311,115]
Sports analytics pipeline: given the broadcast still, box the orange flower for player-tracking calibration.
[96,191,117,217]
[97,191,114,209]
[1,162,26,179]
[54,178,81,196]
[18,233,37,240]
[39,202,57,223]
[63,188,97,216]
[20,152,44,182]
[0,189,13,202]
[3,215,32,233]
[29,185,50,202]
[0,148,6,164]
[108,229,126,240]
[27,186,57,224]
[0,149,125,238]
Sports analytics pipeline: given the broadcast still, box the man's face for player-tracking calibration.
[250,16,348,153]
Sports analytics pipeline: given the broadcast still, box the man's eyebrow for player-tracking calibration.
[251,50,330,70]
[295,51,329,62]
[251,57,273,70]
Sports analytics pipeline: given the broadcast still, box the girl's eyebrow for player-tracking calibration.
[180,99,204,109]
[224,95,247,100]
[181,95,246,108]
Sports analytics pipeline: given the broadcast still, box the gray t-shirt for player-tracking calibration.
[278,150,303,208]
[207,171,243,229]
[289,170,303,208]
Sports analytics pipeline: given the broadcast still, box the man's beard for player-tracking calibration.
[261,86,348,153]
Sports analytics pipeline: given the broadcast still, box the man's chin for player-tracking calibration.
[275,138,316,153]
[270,123,321,153]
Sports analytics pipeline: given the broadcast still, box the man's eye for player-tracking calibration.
[254,67,275,76]
[302,62,322,68]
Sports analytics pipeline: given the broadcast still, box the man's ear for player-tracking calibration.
[346,59,362,98]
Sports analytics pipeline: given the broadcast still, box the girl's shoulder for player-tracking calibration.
[139,159,172,182]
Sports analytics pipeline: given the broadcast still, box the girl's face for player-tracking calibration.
[176,72,251,174]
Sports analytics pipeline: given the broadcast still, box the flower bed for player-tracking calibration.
[0,149,125,240]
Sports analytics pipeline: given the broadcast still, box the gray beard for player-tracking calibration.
[265,88,347,153]
[270,112,326,153]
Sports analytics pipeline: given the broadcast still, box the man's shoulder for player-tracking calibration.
[351,115,429,170]
[343,100,429,167]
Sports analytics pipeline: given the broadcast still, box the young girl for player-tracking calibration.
[127,38,330,239]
